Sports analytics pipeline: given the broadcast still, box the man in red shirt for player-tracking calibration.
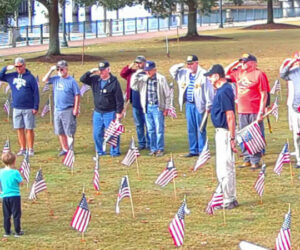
[227,54,268,169]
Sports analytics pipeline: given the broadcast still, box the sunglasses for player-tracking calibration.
[56,68,65,72]
[15,65,23,68]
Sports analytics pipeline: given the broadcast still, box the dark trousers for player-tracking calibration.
[2,196,21,234]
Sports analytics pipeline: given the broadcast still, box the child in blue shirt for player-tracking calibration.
[0,152,24,237]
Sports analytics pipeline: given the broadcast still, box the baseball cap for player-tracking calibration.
[186,55,198,63]
[135,55,146,63]
[14,57,25,66]
[56,60,68,68]
[204,64,225,77]
[98,61,110,70]
[239,53,257,63]
[144,61,156,71]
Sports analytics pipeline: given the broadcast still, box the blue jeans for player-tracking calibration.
[93,111,120,156]
[185,102,206,154]
[145,104,164,152]
[132,107,149,148]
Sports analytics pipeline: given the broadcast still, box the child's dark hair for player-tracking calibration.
[2,152,16,166]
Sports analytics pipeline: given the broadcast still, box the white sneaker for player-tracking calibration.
[28,149,34,157]
[16,149,26,156]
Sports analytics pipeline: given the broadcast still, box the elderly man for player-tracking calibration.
[227,54,268,170]
[131,61,170,157]
[80,61,124,157]
[169,55,214,157]
[205,64,238,209]
[280,52,300,170]
[120,56,149,150]
[0,57,39,156]
[43,60,80,156]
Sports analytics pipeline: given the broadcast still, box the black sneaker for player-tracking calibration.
[14,231,24,238]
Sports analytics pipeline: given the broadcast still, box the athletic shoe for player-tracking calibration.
[225,200,239,210]
[250,163,261,170]
[28,149,34,157]
[238,161,251,168]
[148,151,156,156]
[3,233,11,237]
[14,231,24,238]
[16,149,26,156]
[184,153,199,157]
[156,150,164,157]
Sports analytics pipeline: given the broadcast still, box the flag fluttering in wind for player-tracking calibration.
[270,79,281,95]
[2,138,10,154]
[28,169,47,200]
[237,121,265,155]
[275,209,291,250]
[103,120,125,148]
[116,175,131,214]
[93,155,100,191]
[121,138,140,167]
[3,99,10,115]
[155,158,178,187]
[63,149,75,169]
[254,163,266,197]
[70,193,91,233]
[80,84,91,97]
[271,97,279,122]
[41,99,50,117]
[42,83,50,92]
[205,185,224,215]
[274,143,290,175]
[193,138,210,171]
[19,152,30,183]
[168,197,190,247]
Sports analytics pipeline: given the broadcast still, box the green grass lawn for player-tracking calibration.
[0,22,300,249]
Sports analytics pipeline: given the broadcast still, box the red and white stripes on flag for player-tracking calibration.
[270,79,281,95]
[275,209,291,250]
[2,138,10,154]
[121,138,140,167]
[104,119,125,147]
[205,185,224,215]
[19,153,30,183]
[193,138,210,171]
[70,193,91,233]
[254,163,266,197]
[93,155,100,191]
[3,99,10,115]
[155,158,178,187]
[80,84,91,97]
[271,97,279,122]
[168,198,190,247]
[63,149,75,169]
[41,100,50,117]
[28,169,47,200]
[237,121,265,155]
[116,175,131,214]
[274,143,290,175]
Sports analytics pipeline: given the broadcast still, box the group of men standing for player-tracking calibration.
[1,52,300,210]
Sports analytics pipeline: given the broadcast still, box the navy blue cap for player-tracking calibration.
[239,53,257,63]
[98,61,110,70]
[186,55,198,63]
[144,61,156,71]
[204,64,225,77]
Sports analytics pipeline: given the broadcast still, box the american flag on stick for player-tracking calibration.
[41,99,50,117]
[3,99,10,115]
[63,149,75,169]
[2,138,10,154]
[19,152,30,183]
[28,169,47,200]
[70,193,91,233]
[168,197,190,247]
[274,143,290,175]
[237,121,265,155]
[271,97,279,122]
[205,185,224,215]
[116,175,131,214]
[80,84,91,97]
[121,138,140,167]
[254,163,266,197]
[155,158,178,187]
[275,209,291,250]
[93,154,100,191]
[103,119,124,148]
[42,83,50,92]
[270,79,281,95]
[167,86,177,119]
[193,138,210,171]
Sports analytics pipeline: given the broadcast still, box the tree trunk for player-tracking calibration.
[185,0,199,37]
[267,0,274,24]
[46,0,61,56]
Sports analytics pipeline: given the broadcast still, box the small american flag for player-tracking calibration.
[274,143,290,175]
[42,83,50,92]
[205,185,224,215]
[271,97,279,122]
[41,99,50,117]
[2,138,10,154]
[193,138,210,171]
[168,197,190,247]
[28,169,47,200]
[19,152,30,183]
[270,79,281,95]
[93,154,100,191]
[155,158,178,187]
[116,175,131,214]
[275,209,291,250]
[121,138,140,167]
[167,87,177,118]
[103,119,125,148]
[63,149,75,169]
[70,193,91,233]
[3,99,10,115]
[5,85,10,94]
[254,163,266,197]
[237,122,265,155]
[80,84,91,97]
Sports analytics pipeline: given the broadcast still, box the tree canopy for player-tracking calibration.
[0,0,22,23]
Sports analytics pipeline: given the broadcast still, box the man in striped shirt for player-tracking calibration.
[170,55,214,157]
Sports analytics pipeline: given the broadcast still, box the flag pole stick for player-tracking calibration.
[127,175,135,218]
[287,139,294,185]
[135,158,140,179]
[171,153,177,200]
[280,89,282,101]
[165,35,169,57]
[49,94,52,125]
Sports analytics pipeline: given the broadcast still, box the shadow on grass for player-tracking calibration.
[244,23,300,30]
[27,54,103,63]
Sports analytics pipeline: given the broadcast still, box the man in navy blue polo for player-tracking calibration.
[205,64,238,210]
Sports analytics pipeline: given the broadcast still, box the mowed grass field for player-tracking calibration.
[0,21,300,249]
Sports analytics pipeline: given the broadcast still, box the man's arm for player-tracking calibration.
[42,65,57,83]
[0,66,12,82]
[120,64,135,79]
[280,59,297,81]
[80,68,98,86]
[226,110,238,153]
[130,70,144,91]
[169,63,185,81]
[204,77,215,111]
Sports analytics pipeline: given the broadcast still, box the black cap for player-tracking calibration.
[57,60,68,68]
[204,64,225,77]
[239,53,257,63]
[186,55,198,63]
[144,61,156,71]
[98,61,110,70]
[135,55,146,63]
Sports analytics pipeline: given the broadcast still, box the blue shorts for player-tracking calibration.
[13,108,36,129]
